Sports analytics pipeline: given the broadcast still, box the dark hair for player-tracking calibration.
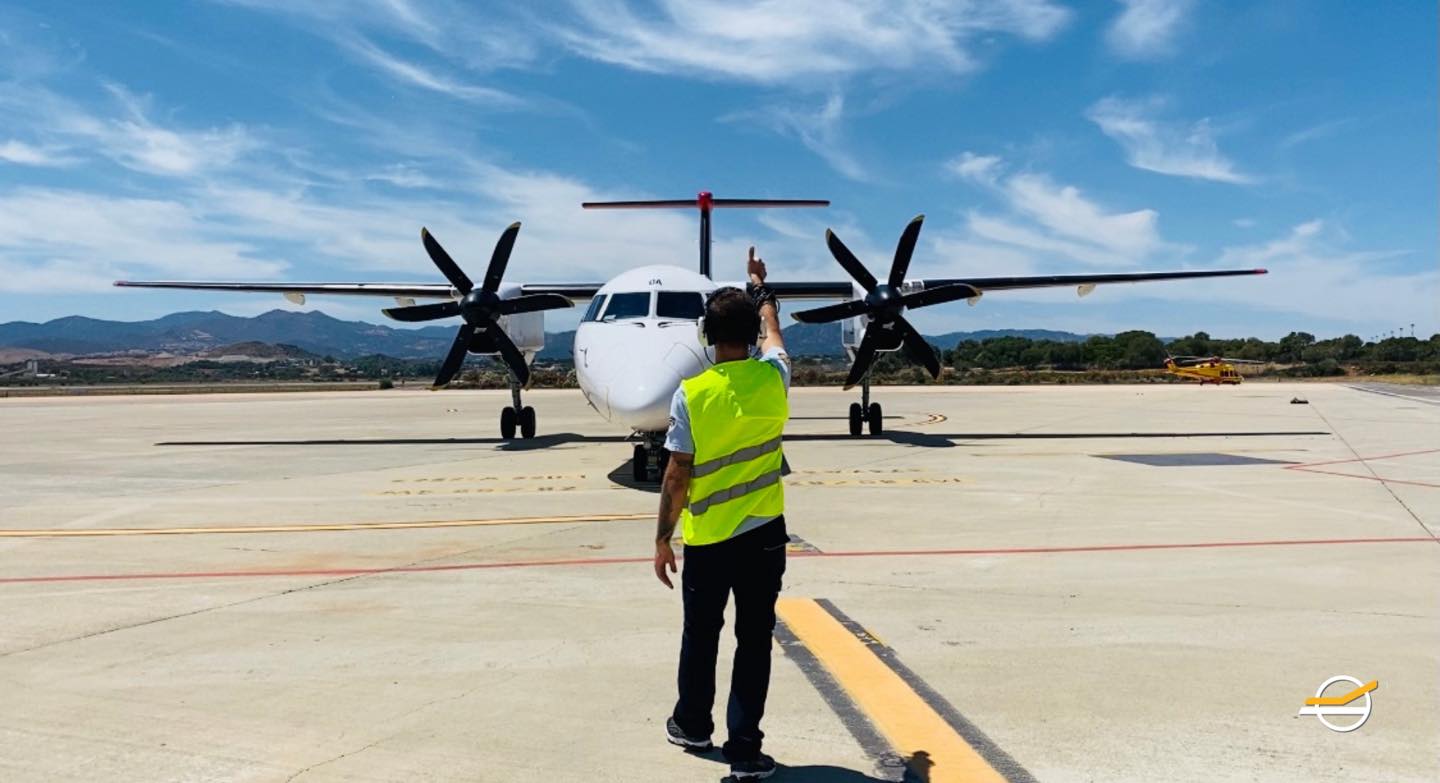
[703,286,760,346]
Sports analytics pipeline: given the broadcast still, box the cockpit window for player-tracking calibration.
[600,292,651,320]
[581,295,607,323]
[656,291,705,320]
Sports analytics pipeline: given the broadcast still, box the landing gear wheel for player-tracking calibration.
[632,444,648,483]
[848,402,863,437]
[866,402,883,436]
[519,406,536,439]
[500,406,517,440]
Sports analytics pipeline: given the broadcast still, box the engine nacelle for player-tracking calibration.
[495,282,546,355]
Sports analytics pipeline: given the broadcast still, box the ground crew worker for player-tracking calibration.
[654,247,790,780]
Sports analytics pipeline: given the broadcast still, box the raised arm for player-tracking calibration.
[748,247,785,355]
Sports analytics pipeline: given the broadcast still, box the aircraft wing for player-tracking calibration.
[117,267,1264,305]
[113,281,458,299]
[114,280,609,303]
[762,267,1265,301]
[919,268,1267,292]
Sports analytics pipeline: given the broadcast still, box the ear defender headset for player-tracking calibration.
[696,286,761,347]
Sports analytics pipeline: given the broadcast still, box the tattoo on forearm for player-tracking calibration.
[655,455,693,543]
[656,494,677,542]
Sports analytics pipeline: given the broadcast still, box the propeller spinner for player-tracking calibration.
[792,215,977,389]
[383,223,571,388]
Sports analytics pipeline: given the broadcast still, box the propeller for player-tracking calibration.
[792,215,978,389]
[383,223,572,388]
[1170,355,1265,366]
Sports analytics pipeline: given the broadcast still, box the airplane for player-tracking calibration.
[1164,355,1265,385]
[117,192,1268,481]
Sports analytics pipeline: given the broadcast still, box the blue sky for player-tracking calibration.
[1,0,1434,340]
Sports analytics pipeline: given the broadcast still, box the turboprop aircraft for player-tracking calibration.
[117,192,1268,480]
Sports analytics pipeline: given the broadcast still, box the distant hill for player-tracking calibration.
[201,342,320,360]
[0,310,458,359]
[1,310,1092,360]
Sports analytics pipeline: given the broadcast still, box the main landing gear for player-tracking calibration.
[632,431,670,483]
[846,376,883,437]
[500,374,537,440]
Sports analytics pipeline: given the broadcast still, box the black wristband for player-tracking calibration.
[746,282,778,312]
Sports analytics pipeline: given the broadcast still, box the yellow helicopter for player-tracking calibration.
[1164,355,1264,385]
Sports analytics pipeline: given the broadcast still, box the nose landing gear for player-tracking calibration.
[632,432,670,483]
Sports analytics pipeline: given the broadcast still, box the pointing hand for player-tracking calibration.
[747,246,767,285]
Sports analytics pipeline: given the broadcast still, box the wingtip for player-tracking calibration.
[1254,268,1268,274]
[507,220,522,231]
[911,213,925,223]
[420,226,432,240]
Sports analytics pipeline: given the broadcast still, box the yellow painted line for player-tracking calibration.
[776,598,1009,783]
[1305,680,1378,706]
[0,513,652,538]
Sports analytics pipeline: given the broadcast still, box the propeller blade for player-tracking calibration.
[896,317,941,379]
[490,325,531,388]
[433,327,472,388]
[826,229,877,292]
[888,214,924,288]
[383,301,462,322]
[898,283,979,309]
[483,221,521,293]
[496,292,573,316]
[421,228,473,294]
[790,298,871,324]
[844,329,879,390]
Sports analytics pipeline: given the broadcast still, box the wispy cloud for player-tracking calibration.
[216,0,534,106]
[0,188,291,292]
[1105,0,1194,60]
[548,0,1072,84]
[1086,96,1253,184]
[945,151,1171,267]
[944,151,1002,185]
[1199,220,1437,330]
[725,94,870,181]
[0,139,76,167]
[0,81,259,178]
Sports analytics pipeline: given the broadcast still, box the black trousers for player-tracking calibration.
[672,516,788,761]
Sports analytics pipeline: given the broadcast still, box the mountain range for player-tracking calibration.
[0,310,1091,360]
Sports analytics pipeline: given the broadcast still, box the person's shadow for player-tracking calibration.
[693,748,930,781]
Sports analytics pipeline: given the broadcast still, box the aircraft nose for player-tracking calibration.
[607,377,676,424]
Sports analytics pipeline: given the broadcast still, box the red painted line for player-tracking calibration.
[1284,448,1440,471]
[1282,448,1440,489]
[791,536,1437,559]
[0,537,1433,585]
[1285,467,1440,489]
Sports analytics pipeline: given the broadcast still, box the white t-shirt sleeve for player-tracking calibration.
[760,347,792,394]
[663,386,694,454]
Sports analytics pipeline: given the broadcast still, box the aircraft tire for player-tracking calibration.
[867,402,883,436]
[632,444,648,483]
[848,403,863,437]
[500,406,517,440]
[519,406,536,438]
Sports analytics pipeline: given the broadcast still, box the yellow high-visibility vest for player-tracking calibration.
[679,358,788,545]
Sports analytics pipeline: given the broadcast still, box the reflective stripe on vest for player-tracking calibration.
[679,358,788,546]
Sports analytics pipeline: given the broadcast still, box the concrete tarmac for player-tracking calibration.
[1,382,1436,782]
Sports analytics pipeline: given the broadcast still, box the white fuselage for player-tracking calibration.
[572,264,723,433]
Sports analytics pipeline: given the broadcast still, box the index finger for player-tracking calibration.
[748,245,756,263]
